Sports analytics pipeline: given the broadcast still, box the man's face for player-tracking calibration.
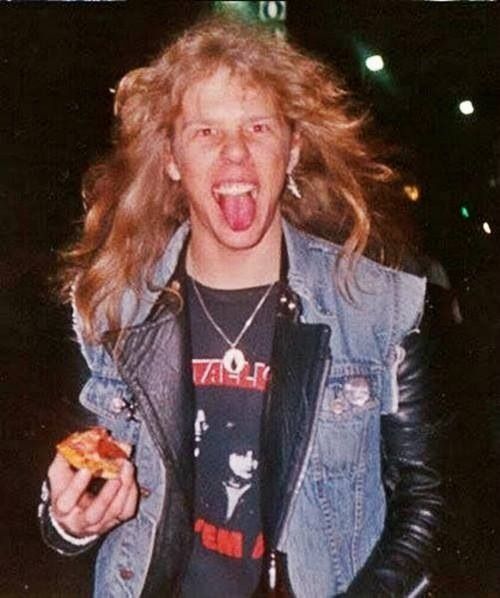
[167,67,300,254]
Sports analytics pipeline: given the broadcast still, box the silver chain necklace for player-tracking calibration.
[191,278,275,375]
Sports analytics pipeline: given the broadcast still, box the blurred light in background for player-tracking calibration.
[212,1,286,35]
[460,205,470,219]
[459,100,474,115]
[260,0,284,19]
[403,185,420,202]
[365,54,385,72]
[482,221,492,235]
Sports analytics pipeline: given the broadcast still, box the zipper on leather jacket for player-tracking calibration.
[276,351,332,551]
[389,344,407,413]
[268,550,277,590]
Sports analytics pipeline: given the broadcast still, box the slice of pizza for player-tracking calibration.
[57,427,132,479]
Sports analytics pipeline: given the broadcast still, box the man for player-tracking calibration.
[39,16,445,597]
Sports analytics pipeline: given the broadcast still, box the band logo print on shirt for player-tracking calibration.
[192,358,271,391]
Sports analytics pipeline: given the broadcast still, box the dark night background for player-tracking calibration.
[1,1,499,596]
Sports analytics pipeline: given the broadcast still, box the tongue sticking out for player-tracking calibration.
[218,194,256,231]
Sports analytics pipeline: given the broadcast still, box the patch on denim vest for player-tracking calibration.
[322,371,379,419]
[342,376,371,406]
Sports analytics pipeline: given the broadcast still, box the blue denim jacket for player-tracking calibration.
[74,220,426,597]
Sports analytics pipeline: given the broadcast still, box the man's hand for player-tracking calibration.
[47,453,138,538]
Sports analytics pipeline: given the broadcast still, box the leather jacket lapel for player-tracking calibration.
[105,303,195,503]
[261,312,332,549]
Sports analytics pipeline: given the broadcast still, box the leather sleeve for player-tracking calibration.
[345,291,448,597]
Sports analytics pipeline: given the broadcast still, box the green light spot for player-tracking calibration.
[460,206,470,219]
[213,1,260,21]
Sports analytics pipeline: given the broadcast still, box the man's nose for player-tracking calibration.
[220,130,250,163]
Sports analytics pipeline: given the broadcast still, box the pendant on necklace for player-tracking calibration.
[222,347,246,374]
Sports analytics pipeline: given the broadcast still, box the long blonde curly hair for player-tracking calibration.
[61,15,407,342]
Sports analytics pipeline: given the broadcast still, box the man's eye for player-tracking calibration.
[252,123,269,133]
[197,128,215,137]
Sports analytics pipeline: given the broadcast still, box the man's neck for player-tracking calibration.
[187,230,281,290]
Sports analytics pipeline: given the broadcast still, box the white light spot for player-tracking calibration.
[459,100,474,115]
[365,55,384,72]
[483,221,492,235]
[267,1,279,19]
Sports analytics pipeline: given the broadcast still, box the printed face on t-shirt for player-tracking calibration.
[228,450,259,482]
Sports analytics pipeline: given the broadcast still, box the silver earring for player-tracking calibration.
[286,173,302,199]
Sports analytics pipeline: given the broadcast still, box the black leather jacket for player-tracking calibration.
[341,287,447,596]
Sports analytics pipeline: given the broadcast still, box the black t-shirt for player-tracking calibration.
[182,277,278,598]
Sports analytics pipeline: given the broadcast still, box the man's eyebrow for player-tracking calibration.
[246,115,280,122]
[181,115,280,130]
[181,119,217,131]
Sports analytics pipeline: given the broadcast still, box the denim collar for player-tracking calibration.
[140,218,337,324]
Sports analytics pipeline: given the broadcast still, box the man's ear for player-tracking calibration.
[287,132,301,174]
[166,140,181,181]
[166,156,181,182]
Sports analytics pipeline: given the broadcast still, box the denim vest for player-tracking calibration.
[75,220,425,597]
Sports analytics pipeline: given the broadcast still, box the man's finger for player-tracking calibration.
[100,462,137,522]
[54,468,93,515]
[47,453,76,499]
[120,479,139,521]
[85,482,138,536]
[118,459,135,483]
[83,478,122,525]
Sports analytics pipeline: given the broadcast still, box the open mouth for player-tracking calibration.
[212,182,258,231]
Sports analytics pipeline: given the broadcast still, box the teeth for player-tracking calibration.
[213,182,257,196]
